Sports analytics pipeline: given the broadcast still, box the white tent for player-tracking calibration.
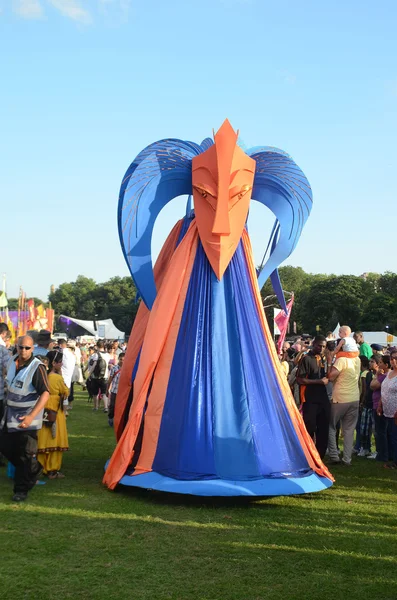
[359,331,397,346]
[59,315,125,340]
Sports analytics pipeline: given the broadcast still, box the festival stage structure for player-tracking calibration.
[0,285,54,342]
[103,120,334,496]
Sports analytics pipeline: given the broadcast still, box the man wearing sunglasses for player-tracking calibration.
[0,335,49,502]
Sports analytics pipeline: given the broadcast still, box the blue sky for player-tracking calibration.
[1,0,396,300]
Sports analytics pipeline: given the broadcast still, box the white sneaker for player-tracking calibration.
[367,452,377,459]
[358,449,370,457]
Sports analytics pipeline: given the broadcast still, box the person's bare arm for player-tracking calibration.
[327,366,340,383]
[296,376,329,386]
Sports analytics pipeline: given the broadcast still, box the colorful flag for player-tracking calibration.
[274,295,295,354]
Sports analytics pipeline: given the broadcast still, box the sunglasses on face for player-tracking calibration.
[18,345,32,350]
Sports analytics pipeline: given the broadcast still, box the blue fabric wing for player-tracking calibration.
[118,140,208,309]
[248,147,312,309]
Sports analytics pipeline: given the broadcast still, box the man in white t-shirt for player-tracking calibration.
[327,342,361,466]
[58,338,76,390]
[87,340,110,412]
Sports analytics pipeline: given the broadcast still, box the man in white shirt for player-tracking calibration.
[87,340,110,412]
[58,340,76,408]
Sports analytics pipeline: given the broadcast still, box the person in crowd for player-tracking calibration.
[85,346,96,402]
[107,352,125,427]
[378,350,397,469]
[371,343,384,356]
[37,350,69,479]
[0,335,49,502]
[73,342,84,387]
[333,325,359,355]
[113,341,122,358]
[296,335,330,459]
[370,354,391,462]
[107,342,117,368]
[327,336,361,465]
[354,356,370,455]
[0,323,9,347]
[58,339,76,412]
[0,328,10,466]
[3,329,12,349]
[279,341,291,377]
[87,340,110,412]
[33,330,55,357]
[358,354,380,457]
[353,331,373,359]
[292,338,303,353]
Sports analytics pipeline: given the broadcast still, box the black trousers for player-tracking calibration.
[302,400,331,459]
[0,430,42,494]
[68,382,74,404]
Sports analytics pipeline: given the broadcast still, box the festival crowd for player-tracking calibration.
[0,325,126,502]
[280,327,397,470]
[0,322,396,503]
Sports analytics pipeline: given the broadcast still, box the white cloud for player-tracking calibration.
[11,0,131,23]
[48,0,91,23]
[13,0,44,19]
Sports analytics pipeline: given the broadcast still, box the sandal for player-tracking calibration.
[48,471,66,479]
[383,463,397,470]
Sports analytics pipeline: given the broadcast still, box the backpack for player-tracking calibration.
[93,352,106,379]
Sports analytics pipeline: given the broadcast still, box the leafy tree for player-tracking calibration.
[49,275,138,335]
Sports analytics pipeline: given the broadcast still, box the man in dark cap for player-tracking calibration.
[370,344,384,356]
[33,330,55,358]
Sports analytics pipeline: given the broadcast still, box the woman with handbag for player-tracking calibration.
[37,350,69,479]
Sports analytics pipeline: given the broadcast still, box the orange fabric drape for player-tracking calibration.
[241,230,334,482]
[104,223,199,489]
[114,220,183,440]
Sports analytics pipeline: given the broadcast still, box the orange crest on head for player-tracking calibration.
[192,120,256,280]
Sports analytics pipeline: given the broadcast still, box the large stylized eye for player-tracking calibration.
[230,184,252,200]
[229,184,252,207]
[193,184,216,199]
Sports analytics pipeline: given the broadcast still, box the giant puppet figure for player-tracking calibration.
[103,120,334,496]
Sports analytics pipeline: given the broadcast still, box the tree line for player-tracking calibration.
[8,268,397,337]
[9,275,139,335]
[260,267,397,335]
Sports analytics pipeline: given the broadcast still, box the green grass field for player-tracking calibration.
[1,392,397,600]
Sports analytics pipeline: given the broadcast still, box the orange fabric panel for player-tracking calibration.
[133,234,197,473]
[113,220,183,440]
[241,230,334,483]
[103,223,199,489]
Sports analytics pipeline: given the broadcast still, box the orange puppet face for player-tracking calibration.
[192,120,256,280]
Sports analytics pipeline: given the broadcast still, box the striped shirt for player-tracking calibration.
[109,365,121,394]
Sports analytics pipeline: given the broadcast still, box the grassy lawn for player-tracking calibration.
[1,391,397,600]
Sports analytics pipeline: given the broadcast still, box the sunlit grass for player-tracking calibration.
[1,393,397,600]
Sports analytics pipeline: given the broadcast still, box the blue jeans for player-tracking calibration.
[385,417,397,463]
[373,411,393,462]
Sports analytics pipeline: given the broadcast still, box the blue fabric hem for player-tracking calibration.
[115,470,333,497]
